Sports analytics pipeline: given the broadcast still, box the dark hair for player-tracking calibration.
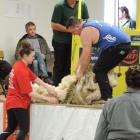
[0,60,12,80]
[19,41,34,57]
[66,16,81,29]
[125,65,140,89]
[119,6,131,19]
[25,21,36,30]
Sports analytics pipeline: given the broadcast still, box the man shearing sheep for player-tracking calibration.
[66,17,131,100]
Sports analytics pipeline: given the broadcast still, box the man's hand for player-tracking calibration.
[76,72,83,81]
[67,28,75,34]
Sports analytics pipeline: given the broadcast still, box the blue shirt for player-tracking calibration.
[83,20,131,50]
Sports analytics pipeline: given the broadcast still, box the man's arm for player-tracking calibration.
[51,4,72,33]
[76,27,100,80]
[51,23,70,33]
[43,39,50,54]
[39,36,51,56]
[51,4,67,33]
[76,27,93,79]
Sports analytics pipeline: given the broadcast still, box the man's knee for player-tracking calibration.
[32,60,39,74]
[33,59,38,66]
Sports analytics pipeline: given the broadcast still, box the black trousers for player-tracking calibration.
[0,108,29,140]
[52,40,71,86]
[93,43,131,100]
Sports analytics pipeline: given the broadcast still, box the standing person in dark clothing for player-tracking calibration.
[51,0,89,86]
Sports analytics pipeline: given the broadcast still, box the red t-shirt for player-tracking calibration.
[6,61,37,110]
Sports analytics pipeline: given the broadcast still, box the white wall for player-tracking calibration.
[119,0,137,20]
[87,0,104,21]
[0,0,104,63]
[104,0,116,25]
[104,0,137,26]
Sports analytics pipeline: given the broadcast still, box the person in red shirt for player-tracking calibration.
[0,41,59,140]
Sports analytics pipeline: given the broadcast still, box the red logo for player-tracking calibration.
[122,49,139,65]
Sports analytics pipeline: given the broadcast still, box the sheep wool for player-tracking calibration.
[31,83,49,103]
[32,64,117,105]
[57,64,101,105]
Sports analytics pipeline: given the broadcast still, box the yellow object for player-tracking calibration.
[71,36,82,74]
[136,0,140,31]
[113,66,128,96]
[113,0,140,96]
[0,50,4,59]
[71,0,82,74]
[78,0,82,19]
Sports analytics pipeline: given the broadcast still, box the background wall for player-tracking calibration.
[104,0,137,26]
[0,0,104,63]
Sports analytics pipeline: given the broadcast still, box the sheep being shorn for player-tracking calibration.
[56,64,101,105]
[32,64,117,105]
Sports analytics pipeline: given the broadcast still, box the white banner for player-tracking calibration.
[30,104,102,140]
[4,0,36,18]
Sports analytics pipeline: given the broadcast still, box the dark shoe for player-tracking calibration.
[44,77,54,85]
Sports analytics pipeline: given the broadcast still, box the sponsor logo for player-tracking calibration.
[103,34,116,42]
[122,49,139,65]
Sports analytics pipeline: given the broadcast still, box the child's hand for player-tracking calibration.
[46,84,57,97]
[45,96,59,104]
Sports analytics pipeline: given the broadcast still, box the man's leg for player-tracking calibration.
[0,109,18,140]
[14,109,29,140]
[32,60,39,76]
[93,44,131,100]
[64,44,71,75]
[35,52,48,78]
[95,71,112,100]
[35,52,54,84]
[52,40,68,86]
